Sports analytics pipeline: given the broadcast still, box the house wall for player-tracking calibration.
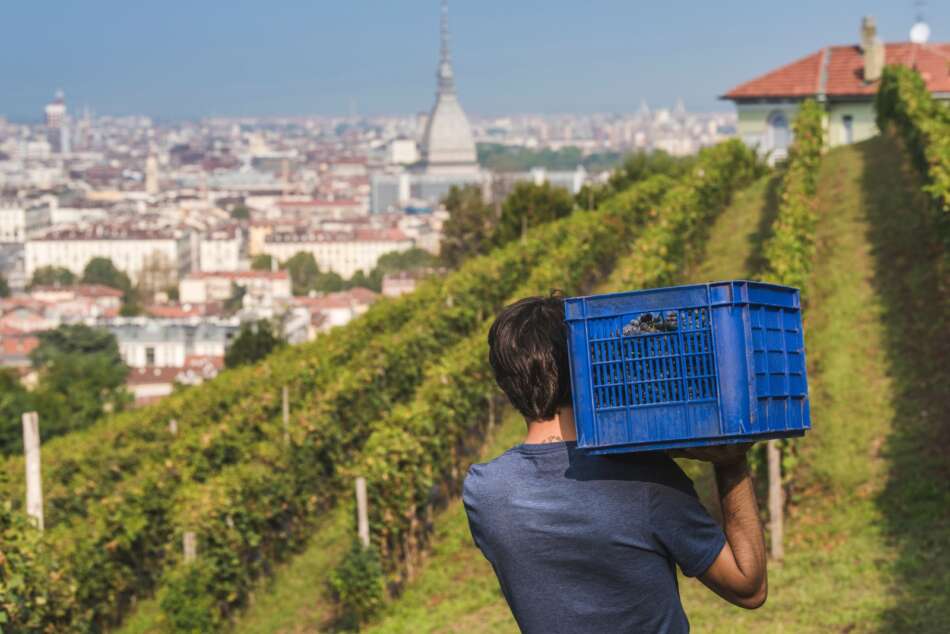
[826,102,878,147]
[735,102,805,163]
[24,237,189,283]
[262,238,413,278]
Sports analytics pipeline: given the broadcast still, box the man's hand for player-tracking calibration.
[667,442,752,467]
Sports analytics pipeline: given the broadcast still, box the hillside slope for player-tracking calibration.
[361,136,949,633]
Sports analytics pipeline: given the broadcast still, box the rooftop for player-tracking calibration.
[265,227,409,243]
[33,225,182,241]
[723,42,950,100]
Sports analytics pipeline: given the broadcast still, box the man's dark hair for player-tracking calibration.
[488,292,572,422]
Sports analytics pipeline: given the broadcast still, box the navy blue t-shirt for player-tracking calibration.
[463,441,725,633]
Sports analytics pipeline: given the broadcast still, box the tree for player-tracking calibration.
[119,287,143,316]
[575,150,696,210]
[138,250,177,298]
[223,282,246,315]
[608,150,694,192]
[230,204,251,220]
[81,257,141,315]
[374,248,438,276]
[82,257,132,293]
[0,369,34,454]
[29,266,75,288]
[283,252,321,296]
[31,324,124,367]
[493,182,574,247]
[251,254,275,271]
[347,269,380,293]
[224,320,284,368]
[439,185,496,268]
[318,270,346,293]
[0,273,9,298]
[26,325,131,444]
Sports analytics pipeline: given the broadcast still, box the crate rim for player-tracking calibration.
[563,279,800,322]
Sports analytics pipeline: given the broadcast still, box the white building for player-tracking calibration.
[199,226,243,272]
[277,198,366,220]
[292,287,379,335]
[179,270,291,309]
[722,17,950,162]
[25,225,191,285]
[388,137,420,165]
[44,90,70,155]
[262,228,413,278]
[108,319,237,368]
[0,203,52,243]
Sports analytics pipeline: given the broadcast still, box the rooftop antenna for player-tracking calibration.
[910,0,931,43]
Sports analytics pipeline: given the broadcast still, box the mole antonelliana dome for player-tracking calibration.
[420,0,479,174]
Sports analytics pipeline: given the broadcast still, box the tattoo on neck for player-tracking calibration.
[541,434,563,443]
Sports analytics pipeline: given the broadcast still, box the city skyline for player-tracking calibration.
[1,0,944,119]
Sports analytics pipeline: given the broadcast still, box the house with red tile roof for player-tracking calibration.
[722,16,949,160]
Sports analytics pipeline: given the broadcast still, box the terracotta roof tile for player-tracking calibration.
[724,49,824,99]
[723,42,950,99]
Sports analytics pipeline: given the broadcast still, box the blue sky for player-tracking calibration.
[0,1,944,119]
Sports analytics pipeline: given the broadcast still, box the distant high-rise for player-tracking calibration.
[44,90,70,154]
[145,152,160,196]
[420,0,478,175]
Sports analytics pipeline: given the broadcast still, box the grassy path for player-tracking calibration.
[858,136,949,631]
[680,139,899,632]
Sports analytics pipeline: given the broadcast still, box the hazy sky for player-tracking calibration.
[0,1,944,119]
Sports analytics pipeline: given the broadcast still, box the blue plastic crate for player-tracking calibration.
[564,280,810,454]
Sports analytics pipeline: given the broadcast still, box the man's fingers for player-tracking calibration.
[667,442,756,464]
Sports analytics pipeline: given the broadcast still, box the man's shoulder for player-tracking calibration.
[463,446,521,498]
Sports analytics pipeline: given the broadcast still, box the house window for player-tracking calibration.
[146,346,156,366]
[842,115,854,144]
[766,111,790,156]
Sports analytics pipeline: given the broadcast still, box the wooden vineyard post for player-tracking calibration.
[355,477,370,548]
[282,385,290,446]
[183,531,197,563]
[22,412,43,531]
[767,440,784,561]
[168,418,178,436]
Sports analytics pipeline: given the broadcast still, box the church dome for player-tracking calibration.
[422,91,477,167]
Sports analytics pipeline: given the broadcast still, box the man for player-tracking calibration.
[463,294,767,633]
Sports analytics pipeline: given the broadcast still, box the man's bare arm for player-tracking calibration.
[670,445,768,609]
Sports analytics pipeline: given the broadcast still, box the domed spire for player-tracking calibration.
[438,0,456,93]
[421,0,478,174]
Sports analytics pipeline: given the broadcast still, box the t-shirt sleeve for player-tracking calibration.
[462,465,487,553]
[648,470,726,578]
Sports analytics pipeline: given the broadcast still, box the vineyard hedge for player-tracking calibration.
[761,98,824,292]
[758,98,824,488]
[875,65,950,247]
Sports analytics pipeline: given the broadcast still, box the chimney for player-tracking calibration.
[860,16,885,82]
